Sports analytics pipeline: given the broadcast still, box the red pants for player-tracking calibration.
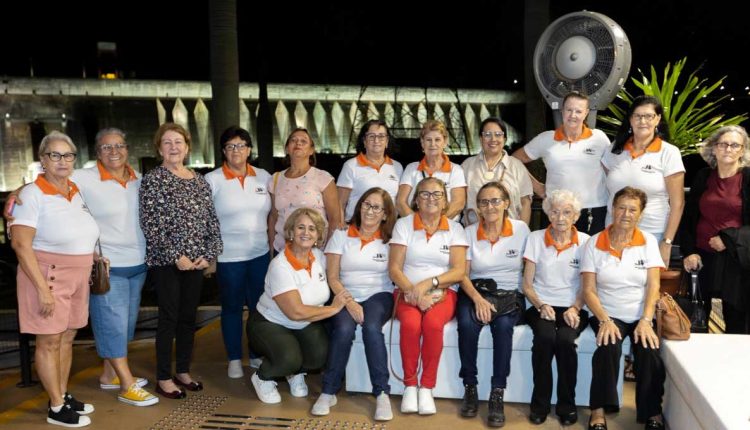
[394,288,457,388]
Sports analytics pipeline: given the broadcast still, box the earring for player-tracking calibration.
[655,126,660,134]
[628,127,632,134]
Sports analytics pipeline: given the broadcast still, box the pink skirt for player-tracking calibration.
[17,250,93,335]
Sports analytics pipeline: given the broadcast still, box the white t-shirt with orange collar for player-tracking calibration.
[399,155,467,220]
[337,154,403,221]
[390,213,468,291]
[205,163,272,262]
[71,163,145,267]
[523,227,590,306]
[324,225,393,302]
[12,174,100,255]
[580,227,664,323]
[465,218,530,291]
[601,138,685,235]
[523,126,610,208]
[256,246,329,330]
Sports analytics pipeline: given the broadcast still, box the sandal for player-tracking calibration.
[624,357,636,382]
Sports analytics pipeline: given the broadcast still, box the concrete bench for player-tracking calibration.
[662,334,750,430]
[345,320,629,406]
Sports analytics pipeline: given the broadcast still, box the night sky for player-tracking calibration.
[2,0,748,115]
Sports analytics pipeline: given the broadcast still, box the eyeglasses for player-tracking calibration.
[549,208,577,219]
[417,190,445,200]
[481,131,505,140]
[361,201,384,214]
[365,133,388,143]
[478,198,505,208]
[45,152,77,162]
[99,143,128,153]
[224,143,250,151]
[716,142,744,151]
[632,113,657,122]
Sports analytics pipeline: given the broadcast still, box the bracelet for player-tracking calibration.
[537,303,549,312]
[600,318,614,324]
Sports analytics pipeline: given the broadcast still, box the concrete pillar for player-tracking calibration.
[172,98,189,131]
[274,101,289,156]
[384,103,395,128]
[156,98,166,125]
[313,102,328,152]
[331,102,345,154]
[194,98,213,166]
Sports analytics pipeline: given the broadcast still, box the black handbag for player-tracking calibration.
[674,269,707,333]
[90,240,110,295]
[471,278,523,322]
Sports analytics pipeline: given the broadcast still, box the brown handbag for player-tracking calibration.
[655,292,691,340]
[90,240,110,295]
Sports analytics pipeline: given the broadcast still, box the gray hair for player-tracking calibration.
[542,189,582,216]
[38,130,76,159]
[95,127,127,146]
[700,125,750,169]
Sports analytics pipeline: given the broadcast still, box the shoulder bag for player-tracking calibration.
[90,239,110,295]
[655,292,691,340]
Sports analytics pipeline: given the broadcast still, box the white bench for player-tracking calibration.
[345,320,629,406]
[662,334,750,430]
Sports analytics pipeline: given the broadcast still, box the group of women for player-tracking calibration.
[7,90,749,429]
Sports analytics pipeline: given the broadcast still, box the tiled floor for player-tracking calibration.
[0,318,649,430]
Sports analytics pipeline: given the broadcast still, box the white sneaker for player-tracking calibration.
[227,360,244,379]
[400,386,418,413]
[311,393,337,416]
[286,373,308,397]
[251,373,281,404]
[249,357,263,369]
[374,392,393,421]
[418,387,436,415]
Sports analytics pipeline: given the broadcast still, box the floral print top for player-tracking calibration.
[139,166,223,267]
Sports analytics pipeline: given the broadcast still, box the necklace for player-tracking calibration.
[483,151,506,181]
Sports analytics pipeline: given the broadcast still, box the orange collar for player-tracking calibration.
[595,226,646,259]
[553,124,593,143]
[416,154,452,176]
[347,224,382,249]
[284,244,315,277]
[623,137,663,159]
[477,217,513,246]
[222,163,256,189]
[97,161,137,188]
[413,213,449,241]
[544,226,579,255]
[356,153,392,172]
[35,174,80,202]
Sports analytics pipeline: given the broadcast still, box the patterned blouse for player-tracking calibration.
[139,166,223,267]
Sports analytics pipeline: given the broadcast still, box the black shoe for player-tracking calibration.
[63,393,94,415]
[644,418,665,429]
[487,388,505,427]
[588,416,607,430]
[529,411,547,424]
[558,411,578,426]
[47,404,91,427]
[460,384,478,417]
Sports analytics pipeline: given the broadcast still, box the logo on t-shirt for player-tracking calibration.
[583,147,597,156]
[569,258,580,268]
[505,249,519,258]
[81,203,91,214]
[388,174,399,181]
[640,164,656,173]
[372,253,387,262]
[634,259,646,270]
[318,272,326,282]
[440,244,450,254]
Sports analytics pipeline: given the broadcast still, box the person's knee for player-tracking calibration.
[272,353,304,376]
[533,328,556,350]
[422,316,448,335]
[361,322,384,341]
[304,346,328,371]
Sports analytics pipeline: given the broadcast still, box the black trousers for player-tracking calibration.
[151,266,204,381]
[697,249,750,334]
[525,306,589,416]
[247,310,328,380]
[589,317,665,422]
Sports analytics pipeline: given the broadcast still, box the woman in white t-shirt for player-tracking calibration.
[581,187,666,430]
[396,120,467,220]
[205,126,272,379]
[521,189,590,426]
[337,120,403,222]
[389,177,468,415]
[603,95,685,265]
[312,188,396,421]
[457,182,530,427]
[248,208,352,404]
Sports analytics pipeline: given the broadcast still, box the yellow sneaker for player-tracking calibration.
[117,384,159,407]
[100,376,148,390]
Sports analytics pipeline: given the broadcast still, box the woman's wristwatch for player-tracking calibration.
[662,237,673,245]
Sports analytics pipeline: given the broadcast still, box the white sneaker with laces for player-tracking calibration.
[249,357,263,369]
[400,386,418,413]
[251,372,281,404]
[418,387,436,415]
[286,373,308,397]
[311,393,337,415]
[227,360,243,379]
[374,392,393,421]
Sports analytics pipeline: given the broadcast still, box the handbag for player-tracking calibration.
[655,292,691,340]
[89,240,110,295]
[471,278,523,322]
[674,269,708,333]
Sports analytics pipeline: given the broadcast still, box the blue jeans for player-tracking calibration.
[218,253,270,360]
[456,289,519,389]
[89,264,147,359]
[321,291,393,396]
